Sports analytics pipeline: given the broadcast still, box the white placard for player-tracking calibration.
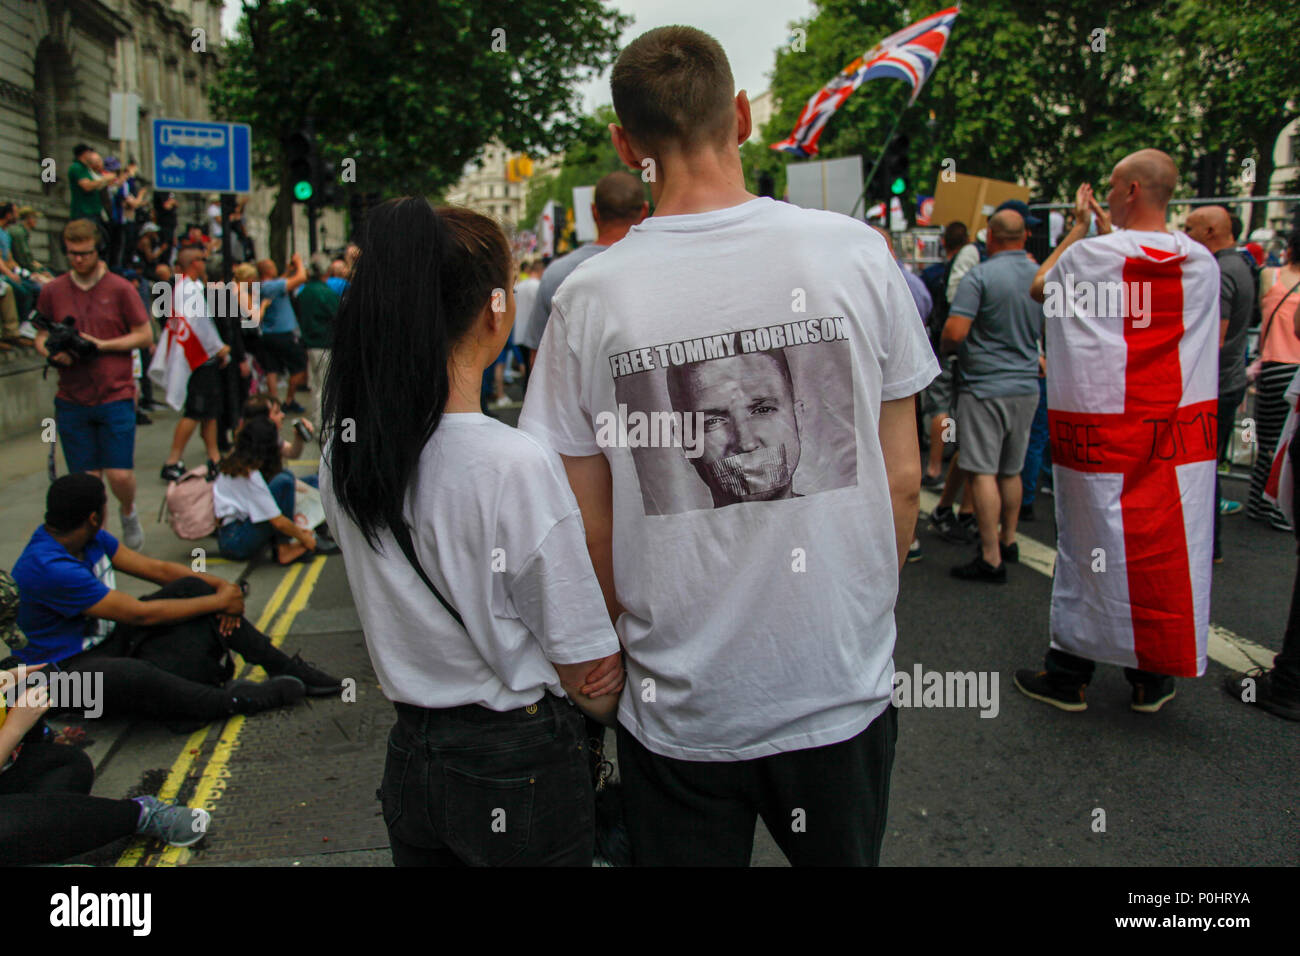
[786,155,865,218]
[109,92,140,141]
[572,185,596,243]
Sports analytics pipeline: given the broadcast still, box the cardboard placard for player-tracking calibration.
[930,173,1030,234]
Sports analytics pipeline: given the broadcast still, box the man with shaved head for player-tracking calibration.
[1186,204,1254,557]
[939,209,1044,582]
[1019,149,1221,714]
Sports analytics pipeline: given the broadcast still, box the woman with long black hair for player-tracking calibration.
[319,200,624,867]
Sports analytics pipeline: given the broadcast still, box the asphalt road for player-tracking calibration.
[5,396,1293,867]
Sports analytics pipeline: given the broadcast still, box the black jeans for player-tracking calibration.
[615,705,898,866]
[1214,388,1245,558]
[1045,647,1169,687]
[380,691,594,867]
[0,736,143,865]
[57,577,292,721]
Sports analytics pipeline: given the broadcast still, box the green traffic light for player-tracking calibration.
[890,177,907,195]
[294,180,314,202]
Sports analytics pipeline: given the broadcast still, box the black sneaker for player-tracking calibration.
[951,555,1006,583]
[279,653,342,697]
[1020,501,1035,522]
[160,461,185,482]
[1130,677,1176,713]
[136,410,153,426]
[958,512,977,536]
[930,506,972,543]
[1222,666,1300,721]
[226,674,305,715]
[312,533,340,555]
[205,459,219,482]
[921,472,943,489]
[1014,669,1087,712]
[906,539,923,563]
[1000,541,1020,564]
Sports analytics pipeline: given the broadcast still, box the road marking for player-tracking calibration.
[115,562,307,867]
[918,490,1276,672]
[155,556,328,867]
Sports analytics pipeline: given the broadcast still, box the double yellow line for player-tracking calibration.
[116,556,329,867]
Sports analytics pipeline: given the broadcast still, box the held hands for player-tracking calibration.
[217,580,245,618]
[299,530,318,552]
[581,652,626,698]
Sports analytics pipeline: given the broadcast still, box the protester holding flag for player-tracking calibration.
[151,248,230,482]
[1017,149,1219,713]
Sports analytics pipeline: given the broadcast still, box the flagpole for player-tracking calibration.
[850,106,906,220]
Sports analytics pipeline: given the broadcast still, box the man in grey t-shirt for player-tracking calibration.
[518,172,648,360]
[940,209,1044,582]
[1186,204,1254,558]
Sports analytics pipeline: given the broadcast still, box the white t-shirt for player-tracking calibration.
[519,196,939,761]
[319,415,620,712]
[213,471,280,524]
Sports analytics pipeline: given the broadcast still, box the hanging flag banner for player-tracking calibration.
[771,6,960,158]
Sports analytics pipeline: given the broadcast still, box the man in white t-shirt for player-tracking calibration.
[518,25,938,866]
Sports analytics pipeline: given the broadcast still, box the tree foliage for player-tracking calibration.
[753,0,1297,216]
[210,0,629,263]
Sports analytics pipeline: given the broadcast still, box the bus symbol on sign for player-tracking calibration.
[160,125,226,150]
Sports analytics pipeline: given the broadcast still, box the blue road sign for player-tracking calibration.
[151,118,252,194]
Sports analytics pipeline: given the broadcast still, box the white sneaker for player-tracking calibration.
[17,320,37,340]
[121,509,145,550]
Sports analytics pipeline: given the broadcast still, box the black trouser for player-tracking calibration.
[0,737,142,865]
[1045,647,1169,688]
[615,705,898,866]
[1275,435,1300,693]
[1214,387,1245,559]
[380,691,594,867]
[57,577,292,721]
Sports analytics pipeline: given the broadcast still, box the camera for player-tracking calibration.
[293,419,314,443]
[33,314,98,373]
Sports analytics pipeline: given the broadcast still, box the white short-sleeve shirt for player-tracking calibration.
[519,196,938,761]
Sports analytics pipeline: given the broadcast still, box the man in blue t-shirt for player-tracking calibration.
[255,254,308,411]
[10,474,339,721]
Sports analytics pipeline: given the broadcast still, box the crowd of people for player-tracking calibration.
[0,145,351,864]
[3,25,1298,868]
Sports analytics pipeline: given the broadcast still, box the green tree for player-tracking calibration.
[521,105,640,230]
[759,0,1294,219]
[210,0,629,265]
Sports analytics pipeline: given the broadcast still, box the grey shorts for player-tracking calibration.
[922,360,957,419]
[956,391,1039,475]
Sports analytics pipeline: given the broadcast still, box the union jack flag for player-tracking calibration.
[771,6,960,158]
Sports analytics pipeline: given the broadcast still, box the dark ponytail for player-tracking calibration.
[321,199,511,548]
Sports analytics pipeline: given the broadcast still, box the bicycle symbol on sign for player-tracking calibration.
[189,154,218,172]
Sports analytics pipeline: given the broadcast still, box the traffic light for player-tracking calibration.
[506,155,534,182]
[874,134,911,203]
[284,124,314,204]
[1194,151,1225,199]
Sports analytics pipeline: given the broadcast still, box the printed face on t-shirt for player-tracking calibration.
[668,351,802,506]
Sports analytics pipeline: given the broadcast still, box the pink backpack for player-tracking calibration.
[163,466,218,540]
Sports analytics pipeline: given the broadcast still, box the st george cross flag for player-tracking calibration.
[148,275,224,412]
[1043,229,1220,678]
[770,6,959,158]
[1263,369,1300,525]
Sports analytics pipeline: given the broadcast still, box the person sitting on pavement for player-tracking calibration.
[10,474,340,727]
[214,416,336,564]
[0,591,210,863]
